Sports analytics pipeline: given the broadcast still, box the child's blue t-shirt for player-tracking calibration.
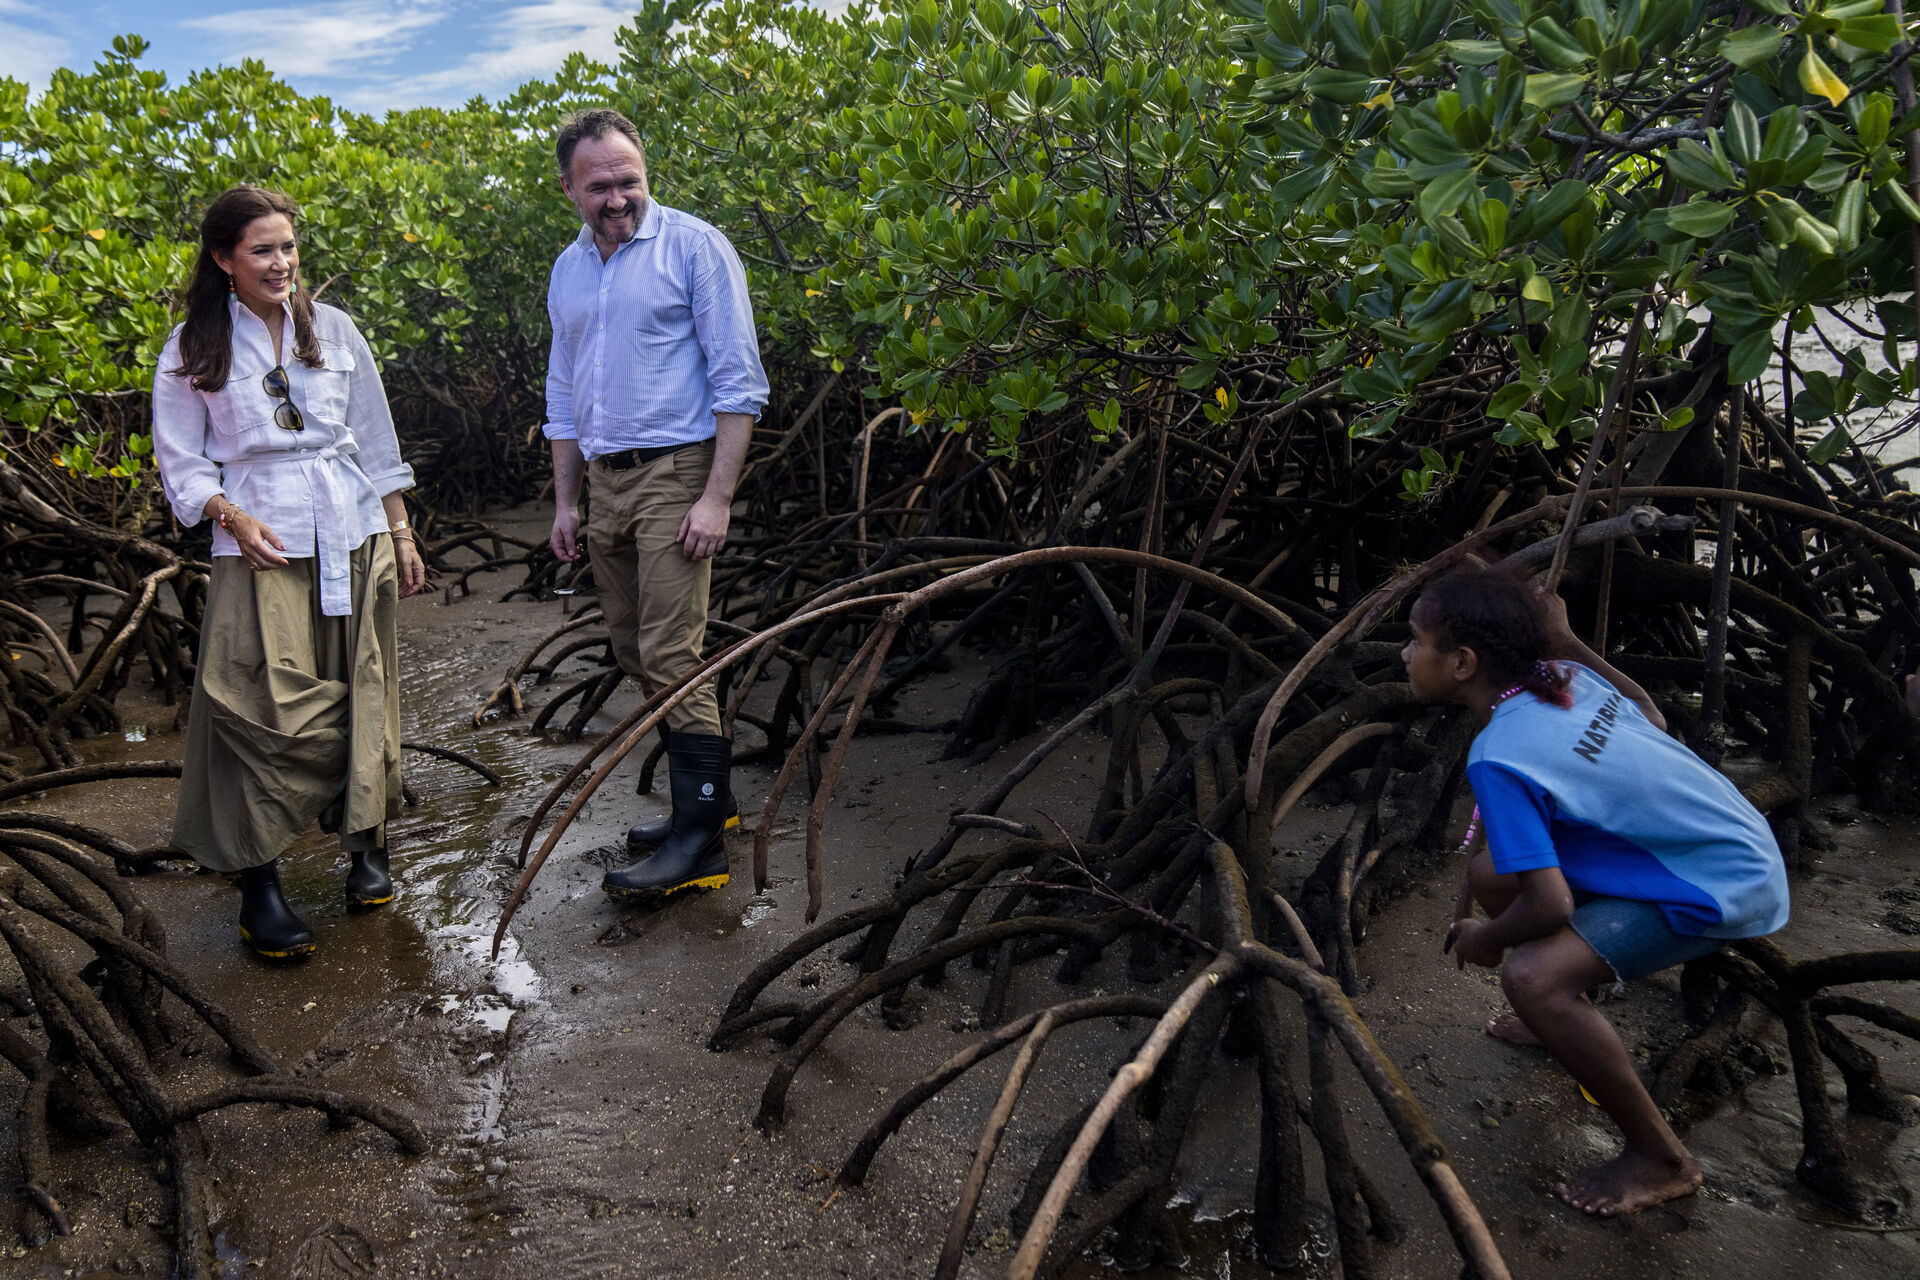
[1466,662,1789,939]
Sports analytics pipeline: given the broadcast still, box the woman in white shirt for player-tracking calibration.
[151,185,426,960]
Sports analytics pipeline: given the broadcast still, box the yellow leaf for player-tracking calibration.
[910,408,930,426]
[402,232,420,243]
[902,303,913,320]
[39,224,52,233]
[805,288,823,297]
[1360,91,1395,111]
[86,228,105,240]
[1799,49,1848,108]
[1578,1084,1598,1105]
[1214,387,1230,408]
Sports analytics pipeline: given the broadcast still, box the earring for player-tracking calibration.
[227,274,235,293]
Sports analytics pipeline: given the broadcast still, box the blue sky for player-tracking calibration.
[2,1,844,112]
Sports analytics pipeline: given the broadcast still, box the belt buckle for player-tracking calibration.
[601,449,638,472]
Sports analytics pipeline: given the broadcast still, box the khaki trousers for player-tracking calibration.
[586,442,722,735]
[173,536,402,873]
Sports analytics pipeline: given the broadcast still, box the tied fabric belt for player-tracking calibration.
[595,440,702,471]
[224,443,359,617]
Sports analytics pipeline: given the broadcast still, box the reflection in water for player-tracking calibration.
[382,644,553,1147]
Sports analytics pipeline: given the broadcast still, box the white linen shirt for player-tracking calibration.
[151,297,414,616]
[542,200,770,457]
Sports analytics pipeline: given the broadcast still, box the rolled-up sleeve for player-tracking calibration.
[689,231,769,419]
[150,336,225,528]
[542,259,578,441]
[343,322,414,495]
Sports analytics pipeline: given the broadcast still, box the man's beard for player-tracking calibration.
[596,205,637,242]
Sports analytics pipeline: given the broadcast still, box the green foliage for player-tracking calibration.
[1218,0,1920,454]
[0,35,490,501]
[9,1,1920,519]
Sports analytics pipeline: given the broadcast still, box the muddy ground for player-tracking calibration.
[4,505,1918,1280]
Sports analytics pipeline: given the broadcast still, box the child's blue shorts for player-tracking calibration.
[1569,895,1723,981]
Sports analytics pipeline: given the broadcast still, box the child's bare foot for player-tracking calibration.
[1555,1150,1702,1217]
[1485,1008,1543,1045]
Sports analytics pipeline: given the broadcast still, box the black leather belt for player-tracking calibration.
[595,441,702,472]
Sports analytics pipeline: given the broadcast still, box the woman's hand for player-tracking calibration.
[231,511,290,571]
[394,535,427,598]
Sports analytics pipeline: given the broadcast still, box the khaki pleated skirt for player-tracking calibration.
[172,536,402,873]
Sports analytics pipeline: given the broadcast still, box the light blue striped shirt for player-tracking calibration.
[542,201,769,457]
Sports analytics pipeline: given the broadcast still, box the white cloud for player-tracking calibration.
[182,0,452,80]
[0,2,71,91]
[359,0,628,107]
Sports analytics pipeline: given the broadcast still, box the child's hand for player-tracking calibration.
[1443,918,1505,970]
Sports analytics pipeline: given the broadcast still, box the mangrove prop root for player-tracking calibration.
[170,1080,429,1153]
[836,994,1167,1188]
[0,824,422,1269]
[400,740,504,787]
[0,759,182,806]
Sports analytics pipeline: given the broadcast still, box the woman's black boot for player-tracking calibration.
[346,848,393,909]
[604,731,732,902]
[237,861,315,960]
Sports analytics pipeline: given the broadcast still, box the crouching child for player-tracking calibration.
[1401,565,1789,1216]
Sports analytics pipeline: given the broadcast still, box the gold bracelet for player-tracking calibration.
[389,518,411,533]
[217,503,243,532]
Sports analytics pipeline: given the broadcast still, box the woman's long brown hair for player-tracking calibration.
[171,185,321,392]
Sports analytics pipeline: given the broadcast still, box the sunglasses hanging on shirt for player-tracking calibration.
[262,364,305,432]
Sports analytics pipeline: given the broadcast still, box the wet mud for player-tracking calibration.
[3,507,1917,1279]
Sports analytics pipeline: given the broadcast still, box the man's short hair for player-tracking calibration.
[556,109,645,180]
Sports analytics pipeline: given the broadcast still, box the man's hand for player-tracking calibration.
[677,492,730,560]
[1444,918,1506,970]
[550,506,581,562]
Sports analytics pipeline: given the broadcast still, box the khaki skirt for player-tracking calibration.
[172,535,401,873]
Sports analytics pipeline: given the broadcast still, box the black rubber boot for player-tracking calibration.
[237,861,315,960]
[604,731,732,902]
[625,801,739,850]
[346,848,393,909]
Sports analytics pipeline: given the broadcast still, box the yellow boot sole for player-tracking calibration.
[239,926,316,960]
[603,871,730,902]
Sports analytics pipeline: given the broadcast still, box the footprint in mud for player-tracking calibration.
[1645,1206,1690,1233]
[291,1221,374,1279]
